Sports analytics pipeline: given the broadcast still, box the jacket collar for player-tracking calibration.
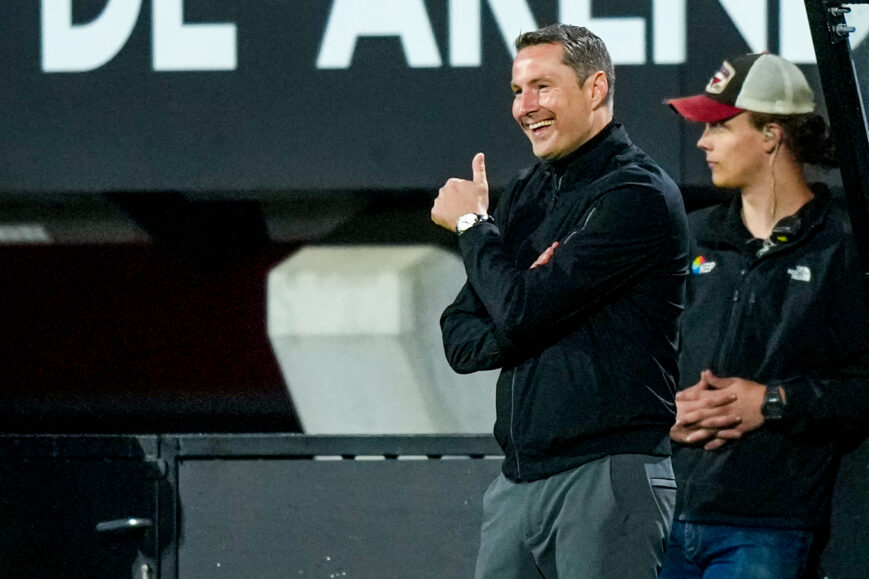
[543,122,630,185]
[704,183,832,249]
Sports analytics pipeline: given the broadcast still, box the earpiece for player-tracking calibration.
[763,126,774,140]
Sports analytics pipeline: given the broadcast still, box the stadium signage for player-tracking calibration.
[3,0,854,193]
[42,0,827,74]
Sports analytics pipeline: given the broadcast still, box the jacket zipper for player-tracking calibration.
[712,273,744,371]
[548,174,563,212]
[711,226,817,369]
[510,172,560,479]
[509,370,521,479]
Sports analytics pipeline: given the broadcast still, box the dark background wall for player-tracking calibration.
[0,0,844,432]
[0,241,299,432]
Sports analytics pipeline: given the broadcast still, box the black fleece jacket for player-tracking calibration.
[673,187,869,529]
[441,123,689,482]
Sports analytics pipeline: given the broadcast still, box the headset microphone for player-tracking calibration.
[771,215,801,243]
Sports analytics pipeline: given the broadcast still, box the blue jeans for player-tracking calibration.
[660,520,818,579]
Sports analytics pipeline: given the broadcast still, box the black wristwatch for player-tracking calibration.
[761,384,787,421]
[455,213,492,235]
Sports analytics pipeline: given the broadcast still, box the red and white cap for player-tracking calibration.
[667,53,815,123]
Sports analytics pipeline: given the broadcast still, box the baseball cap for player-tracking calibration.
[667,53,815,123]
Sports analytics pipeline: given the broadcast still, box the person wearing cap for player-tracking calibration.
[662,53,869,578]
[431,24,688,578]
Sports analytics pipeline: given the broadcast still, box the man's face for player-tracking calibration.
[511,43,599,160]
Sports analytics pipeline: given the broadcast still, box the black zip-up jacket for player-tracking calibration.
[674,187,869,529]
[440,123,689,482]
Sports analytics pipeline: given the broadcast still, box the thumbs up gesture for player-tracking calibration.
[431,153,490,231]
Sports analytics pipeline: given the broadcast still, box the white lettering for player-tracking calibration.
[559,0,646,65]
[718,0,767,53]
[152,0,236,71]
[780,0,815,63]
[314,0,854,70]
[449,0,481,67]
[317,0,442,69]
[847,5,869,51]
[41,0,864,73]
[653,0,685,65]
[449,0,537,66]
[41,0,141,72]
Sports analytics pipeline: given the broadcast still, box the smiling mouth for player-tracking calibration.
[527,120,554,131]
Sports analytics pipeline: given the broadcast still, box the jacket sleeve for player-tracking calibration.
[439,178,524,375]
[440,281,514,374]
[777,361,869,448]
[456,184,676,345]
[775,241,869,445]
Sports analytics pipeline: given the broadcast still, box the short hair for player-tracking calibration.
[749,112,837,167]
[515,24,615,107]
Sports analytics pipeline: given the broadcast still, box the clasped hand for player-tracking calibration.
[670,369,766,450]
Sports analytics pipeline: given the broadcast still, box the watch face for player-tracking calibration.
[456,213,479,233]
[762,388,785,420]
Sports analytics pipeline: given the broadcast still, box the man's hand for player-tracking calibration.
[670,369,767,450]
[431,153,490,231]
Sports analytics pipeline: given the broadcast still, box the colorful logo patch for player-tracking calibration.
[692,255,717,275]
[705,61,735,94]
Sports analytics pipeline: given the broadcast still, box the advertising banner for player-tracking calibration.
[0,1,849,193]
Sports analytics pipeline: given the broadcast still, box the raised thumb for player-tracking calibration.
[472,152,487,186]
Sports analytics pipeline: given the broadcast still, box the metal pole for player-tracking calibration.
[804,0,869,280]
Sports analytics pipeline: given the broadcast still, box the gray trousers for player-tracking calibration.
[475,454,676,579]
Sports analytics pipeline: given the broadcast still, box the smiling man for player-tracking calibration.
[431,24,689,578]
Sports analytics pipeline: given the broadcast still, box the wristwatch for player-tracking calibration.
[761,384,787,420]
[455,213,491,235]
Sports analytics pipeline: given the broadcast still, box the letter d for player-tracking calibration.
[41,0,141,73]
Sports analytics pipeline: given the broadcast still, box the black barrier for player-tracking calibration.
[0,434,502,578]
[1,433,868,578]
[0,436,163,579]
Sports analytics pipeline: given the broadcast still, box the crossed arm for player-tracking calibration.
[439,240,559,374]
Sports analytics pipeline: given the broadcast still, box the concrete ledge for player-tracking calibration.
[267,245,496,434]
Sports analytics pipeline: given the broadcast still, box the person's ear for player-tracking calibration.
[588,71,609,109]
[761,124,782,155]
